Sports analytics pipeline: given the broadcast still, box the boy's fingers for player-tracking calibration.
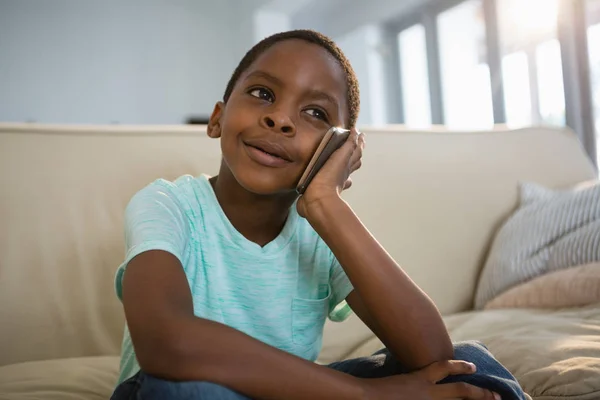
[435,382,497,399]
[352,129,365,151]
[336,128,363,162]
[349,147,362,166]
[343,178,353,190]
[358,130,365,149]
[422,360,476,382]
[349,136,363,163]
[336,129,359,159]
[351,160,362,173]
[347,128,361,147]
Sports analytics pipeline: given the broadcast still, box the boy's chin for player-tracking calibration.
[235,172,297,197]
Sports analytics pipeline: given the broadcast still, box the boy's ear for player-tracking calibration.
[207,101,225,138]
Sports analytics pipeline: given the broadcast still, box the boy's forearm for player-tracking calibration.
[149,316,365,400]
[306,196,454,370]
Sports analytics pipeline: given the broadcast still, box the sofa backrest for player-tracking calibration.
[0,123,596,366]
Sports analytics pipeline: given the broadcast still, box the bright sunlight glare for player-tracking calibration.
[508,0,559,35]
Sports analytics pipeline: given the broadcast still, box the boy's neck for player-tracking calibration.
[209,169,297,247]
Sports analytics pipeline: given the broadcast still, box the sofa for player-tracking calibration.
[0,122,598,400]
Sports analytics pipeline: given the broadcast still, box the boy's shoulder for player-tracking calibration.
[136,174,210,198]
[142,173,206,194]
[128,174,211,216]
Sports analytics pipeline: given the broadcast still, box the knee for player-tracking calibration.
[452,341,509,373]
[453,341,500,365]
[453,341,489,358]
[455,340,487,349]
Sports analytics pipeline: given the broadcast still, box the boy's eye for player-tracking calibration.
[305,108,329,122]
[249,88,274,102]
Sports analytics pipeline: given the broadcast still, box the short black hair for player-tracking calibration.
[223,29,360,128]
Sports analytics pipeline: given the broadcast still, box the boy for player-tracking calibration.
[111,30,526,400]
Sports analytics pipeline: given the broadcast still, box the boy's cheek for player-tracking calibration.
[298,135,324,162]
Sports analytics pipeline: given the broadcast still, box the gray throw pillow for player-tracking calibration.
[474,180,600,309]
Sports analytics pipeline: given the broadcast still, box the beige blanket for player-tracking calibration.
[345,304,600,400]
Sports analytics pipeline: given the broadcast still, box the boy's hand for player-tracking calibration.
[361,360,501,400]
[297,127,364,219]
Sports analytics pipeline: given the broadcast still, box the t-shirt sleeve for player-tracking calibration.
[328,255,354,322]
[115,181,190,300]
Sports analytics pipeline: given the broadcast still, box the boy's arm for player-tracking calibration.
[122,249,366,400]
[306,198,454,371]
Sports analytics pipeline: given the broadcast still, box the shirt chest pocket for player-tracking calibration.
[291,289,331,358]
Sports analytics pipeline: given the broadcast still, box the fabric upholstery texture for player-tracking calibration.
[342,305,600,400]
[484,262,600,310]
[475,181,600,309]
[0,356,119,400]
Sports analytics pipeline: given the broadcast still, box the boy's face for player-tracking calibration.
[208,39,349,195]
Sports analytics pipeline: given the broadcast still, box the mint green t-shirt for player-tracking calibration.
[114,174,354,384]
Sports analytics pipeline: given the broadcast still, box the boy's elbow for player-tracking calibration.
[134,322,203,381]
[402,332,454,371]
[434,329,455,361]
[424,334,455,366]
[418,331,454,364]
[134,330,181,379]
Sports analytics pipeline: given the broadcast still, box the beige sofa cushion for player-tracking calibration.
[344,305,600,400]
[0,356,119,400]
[484,262,600,310]
[0,123,596,367]
[0,125,222,366]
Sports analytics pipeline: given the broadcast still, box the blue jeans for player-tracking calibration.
[111,341,527,400]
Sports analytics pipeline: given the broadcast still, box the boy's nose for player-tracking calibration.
[262,113,295,135]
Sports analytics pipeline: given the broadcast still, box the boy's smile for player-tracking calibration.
[243,136,294,168]
[207,39,349,195]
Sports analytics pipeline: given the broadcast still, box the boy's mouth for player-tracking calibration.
[243,138,294,168]
[250,145,285,160]
[243,139,293,162]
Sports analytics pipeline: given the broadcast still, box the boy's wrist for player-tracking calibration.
[302,192,347,224]
[330,373,370,400]
[355,379,372,400]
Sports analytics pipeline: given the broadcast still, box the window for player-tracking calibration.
[536,40,566,126]
[497,0,565,128]
[398,25,431,128]
[588,0,600,167]
[437,0,494,129]
[502,52,532,127]
[387,0,597,167]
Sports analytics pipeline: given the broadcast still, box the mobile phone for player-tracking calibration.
[296,126,351,194]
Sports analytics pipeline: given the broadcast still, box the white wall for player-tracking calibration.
[292,0,432,40]
[0,0,257,124]
[0,0,429,125]
[253,10,291,43]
